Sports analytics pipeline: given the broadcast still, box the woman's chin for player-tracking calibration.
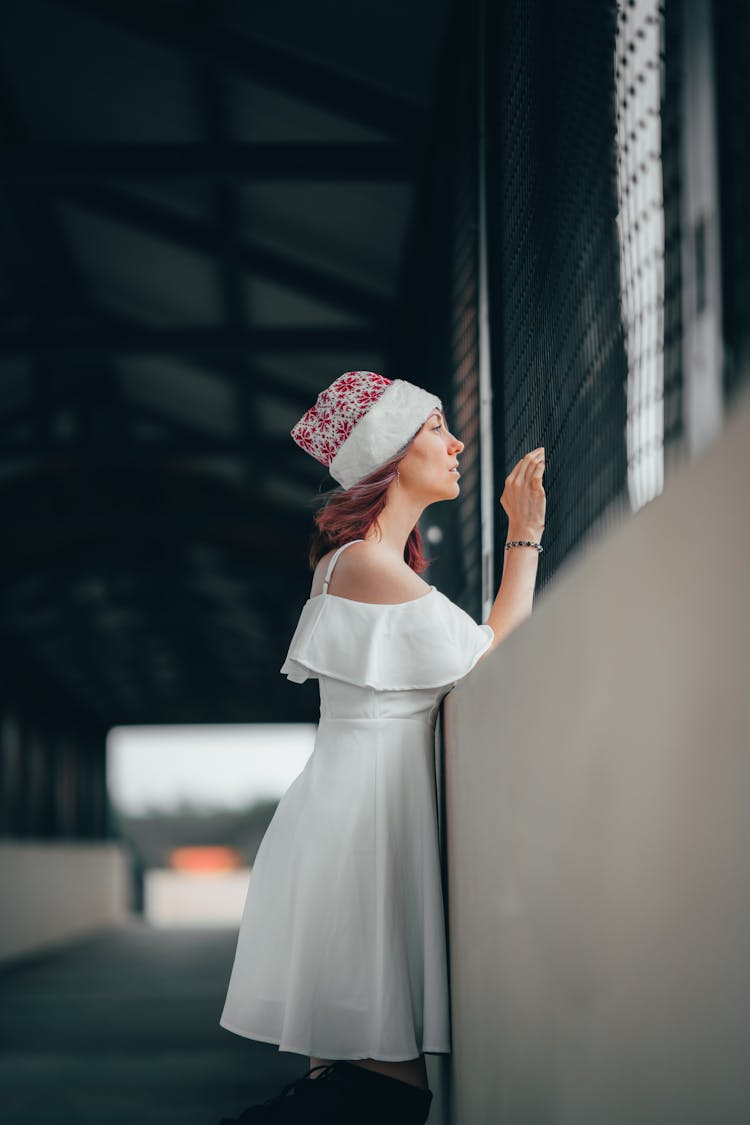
[425,480,460,502]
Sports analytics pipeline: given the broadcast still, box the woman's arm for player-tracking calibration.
[481,448,546,656]
[483,525,543,651]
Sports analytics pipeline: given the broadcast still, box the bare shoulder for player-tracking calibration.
[311,540,432,604]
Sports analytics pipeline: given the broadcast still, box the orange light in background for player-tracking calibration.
[169,846,243,873]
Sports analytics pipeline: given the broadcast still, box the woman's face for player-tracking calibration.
[397,409,464,501]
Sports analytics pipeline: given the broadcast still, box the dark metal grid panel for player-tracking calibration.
[714,0,750,404]
[614,1,677,508]
[397,0,704,608]
[486,0,631,593]
[661,0,685,464]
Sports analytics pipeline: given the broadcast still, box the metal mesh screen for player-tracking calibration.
[614,0,673,509]
[715,0,750,403]
[660,0,686,471]
[485,0,631,593]
[394,0,742,609]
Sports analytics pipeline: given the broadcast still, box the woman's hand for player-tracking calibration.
[500,447,546,536]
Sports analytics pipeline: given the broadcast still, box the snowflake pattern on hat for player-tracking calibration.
[290,371,392,467]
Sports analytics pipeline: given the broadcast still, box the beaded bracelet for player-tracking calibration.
[505,540,544,554]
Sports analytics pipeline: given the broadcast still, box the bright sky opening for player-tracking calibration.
[106,723,316,815]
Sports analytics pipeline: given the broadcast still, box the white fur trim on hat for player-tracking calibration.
[328,379,443,489]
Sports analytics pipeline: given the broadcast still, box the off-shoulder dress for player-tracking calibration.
[219,539,493,1061]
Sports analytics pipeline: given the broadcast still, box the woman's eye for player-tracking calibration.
[433,424,443,432]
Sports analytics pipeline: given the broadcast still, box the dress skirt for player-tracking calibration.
[219,568,494,1060]
[219,712,451,1061]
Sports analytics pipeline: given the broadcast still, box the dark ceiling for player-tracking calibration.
[0,0,455,728]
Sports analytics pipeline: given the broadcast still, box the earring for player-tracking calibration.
[397,468,401,485]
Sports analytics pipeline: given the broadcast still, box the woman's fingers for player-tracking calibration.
[499,448,547,527]
[507,448,544,486]
[528,462,544,493]
[520,449,545,485]
[533,463,546,493]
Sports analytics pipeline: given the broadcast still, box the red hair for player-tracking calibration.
[307,443,430,574]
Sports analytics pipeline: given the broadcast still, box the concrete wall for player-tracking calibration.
[439,381,750,1124]
[0,841,131,964]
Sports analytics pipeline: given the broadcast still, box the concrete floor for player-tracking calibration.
[0,917,304,1125]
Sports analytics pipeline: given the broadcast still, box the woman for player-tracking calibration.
[218,372,546,1124]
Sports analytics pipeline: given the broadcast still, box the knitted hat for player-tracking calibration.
[290,371,443,489]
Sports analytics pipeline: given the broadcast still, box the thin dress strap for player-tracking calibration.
[322,539,365,594]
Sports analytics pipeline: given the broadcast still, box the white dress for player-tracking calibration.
[219,539,494,1061]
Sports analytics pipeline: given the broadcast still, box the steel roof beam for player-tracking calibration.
[54,184,392,323]
[0,319,381,356]
[53,0,426,142]
[0,142,415,183]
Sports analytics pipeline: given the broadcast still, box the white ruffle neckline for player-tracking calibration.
[280,586,493,690]
[307,585,436,608]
